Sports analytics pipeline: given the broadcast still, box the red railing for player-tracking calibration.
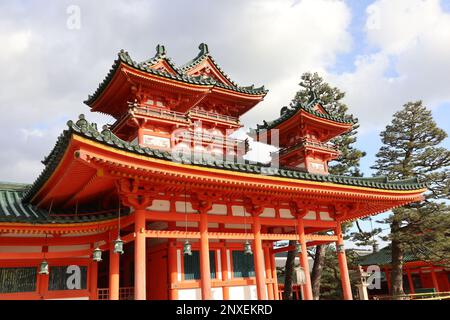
[128,102,239,125]
[173,130,246,148]
[97,287,135,300]
[188,108,239,124]
[277,284,303,300]
[129,103,188,123]
[275,138,339,157]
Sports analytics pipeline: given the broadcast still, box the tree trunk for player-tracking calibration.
[310,245,326,300]
[391,219,405,299]
[283,240,296,300]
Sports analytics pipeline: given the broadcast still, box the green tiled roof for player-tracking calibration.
[140,44,182,76]
[0,182,122,224]
[356,246,419,266]
[85,44,268,106]
[179,43,259,90]
[252,95,354,134]
[22,114,427,207]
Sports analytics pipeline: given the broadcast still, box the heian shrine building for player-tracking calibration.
[0,44,427,300]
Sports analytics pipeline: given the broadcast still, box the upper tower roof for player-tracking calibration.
[253,92,354,134]
[179,43,241,88]
[85,44,268,119]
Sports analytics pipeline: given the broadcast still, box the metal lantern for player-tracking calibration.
[295,241,302,254]
[295,266,306,286]
[39,260,49,275]
[113,236,124,255]
[244,240,253,255]
[93,246,102,262]
[183,240,192,256]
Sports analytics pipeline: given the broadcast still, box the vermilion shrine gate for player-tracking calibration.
[0,44,426,300]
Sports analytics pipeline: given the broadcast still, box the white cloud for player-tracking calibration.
[0,0,353,183]
[331,0,450,133]
[0,30,32,57]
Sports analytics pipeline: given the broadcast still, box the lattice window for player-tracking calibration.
[183,251,216,280]
[0,267,37,293]
[232,251,255,278]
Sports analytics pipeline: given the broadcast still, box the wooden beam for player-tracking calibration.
[0,215,134,235]
[0,232,109,246]
[0,249,90,260]
[144,210,337,228]
[143,229,338,242]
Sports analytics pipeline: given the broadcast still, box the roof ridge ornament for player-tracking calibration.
[199,43,209,56]
[155,44,166,57]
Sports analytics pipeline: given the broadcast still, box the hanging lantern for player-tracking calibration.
[113,237,124,255]
[39,260,49,275]
[183,240,192,256]
[244,240,253,255]
[295,241,302,254]
[295,266,306,286]
[92,246,102,262]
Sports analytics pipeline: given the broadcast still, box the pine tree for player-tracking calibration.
[371,101,450,298]
[283,72,365,299]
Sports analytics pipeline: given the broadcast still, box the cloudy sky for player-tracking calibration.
[1,0,449,245]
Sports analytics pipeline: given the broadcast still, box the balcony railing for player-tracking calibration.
[188,108,239,125]
[97,287,135,300]
[173,130,247,149]
[127,102,239,125]
[129,102,188,123]
[275,138,339,157]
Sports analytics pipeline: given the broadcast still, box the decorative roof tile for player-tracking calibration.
[252,94,354,134]
[356,246,420,266]
[85,45,268,106]
[23,115,427,206]
[0,182,124,224]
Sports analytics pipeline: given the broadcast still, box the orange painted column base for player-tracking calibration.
[430,267,440,292]
[134,209,147,300]
[298,219,313,300]
[200,211,212,300]
[109,236,120,300]
[336,223,353,300]
[253,217,268,300]
[90,261,98,300]
[220,242,230,300]
[263,245,274,300]
[406,268,415,294]
[270,249,279,300]
[168,240,178,300]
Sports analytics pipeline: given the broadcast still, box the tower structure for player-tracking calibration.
[250,93,352,174]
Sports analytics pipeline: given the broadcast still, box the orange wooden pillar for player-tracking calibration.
[134,209,147,300]
[263,245,274,300]
[406,268,415,294]
[385,268,391,294]
[90,261,98,300]
[270,248,279,300]
[220,241,230,300]
[298,218,313,300]
[168,240,178,300]
[199,210,212,300]
[38,246,49,298]
[430,267,440,292]
[336,223,352,300]
[109,231,120,300]
[253,216,268,300]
